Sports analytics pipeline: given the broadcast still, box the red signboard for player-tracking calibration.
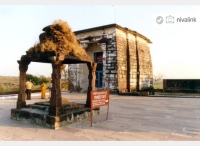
[91,90,109,109]
[90,90,110,127]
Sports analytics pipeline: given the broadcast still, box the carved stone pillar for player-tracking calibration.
[86,62,97,107]
[49,62,62,116]
[17,60,30,109]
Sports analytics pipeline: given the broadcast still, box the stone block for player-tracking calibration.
[139,92,149,96]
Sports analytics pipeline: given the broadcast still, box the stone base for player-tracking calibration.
[139,92,149,96]
[10,101,100,129]
[118,91,140,96]
[118,91,150,96]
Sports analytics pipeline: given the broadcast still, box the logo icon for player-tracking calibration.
[166,15,174,23]
[156,16,163,24]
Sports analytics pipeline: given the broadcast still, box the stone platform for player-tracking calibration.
[10,101,100,129]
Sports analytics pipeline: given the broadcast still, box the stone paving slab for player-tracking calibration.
[0,92,200,141]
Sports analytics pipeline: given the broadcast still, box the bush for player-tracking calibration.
[61,82,68,90]
[0,85,3,91]
[26,74,50,85]
[38,75,49,85]
[26,74,40,85]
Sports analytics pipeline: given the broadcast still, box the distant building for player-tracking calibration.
[163,79,200,93]
[68,24,153,93]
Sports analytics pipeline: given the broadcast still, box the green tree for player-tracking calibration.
[38,75,49,85]
[153,73,164,89]
[26,74,51,85]
[153,73,164,85]
[0,85,3,91]
[26,74,40,85]
[61,68,68,83]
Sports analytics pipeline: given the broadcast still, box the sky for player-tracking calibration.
[0,4,200,79]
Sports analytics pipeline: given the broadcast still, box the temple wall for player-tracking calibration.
[137,37,153,90]
[69,27,118,93]
[68,25,153,93]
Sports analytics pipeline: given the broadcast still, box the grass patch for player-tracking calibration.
[0,76,68,95]
[153,82,163,89]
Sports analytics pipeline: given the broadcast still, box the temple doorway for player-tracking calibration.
[94,52,103,89]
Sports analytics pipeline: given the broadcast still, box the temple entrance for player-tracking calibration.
[94,52,103,88]
[96,71,103,87]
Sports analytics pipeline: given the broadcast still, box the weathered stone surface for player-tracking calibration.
[11,101,100,129]
[69,24,153,94]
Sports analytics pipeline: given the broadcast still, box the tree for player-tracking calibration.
[153,73,164,85]
[26,74,50,85]
[60,65,69,91]
[26,74,40,85]
[38,75,49,85]
[0,85,3,91]
[61,65,68,83]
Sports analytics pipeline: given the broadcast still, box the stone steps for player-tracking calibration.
[26,101,86,113]
[11,101,100,129]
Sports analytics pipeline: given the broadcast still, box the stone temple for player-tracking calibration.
[68,24,153,94]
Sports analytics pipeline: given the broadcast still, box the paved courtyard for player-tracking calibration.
[1,92,200,141]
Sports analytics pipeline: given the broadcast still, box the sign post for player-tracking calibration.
[90,90,110,127]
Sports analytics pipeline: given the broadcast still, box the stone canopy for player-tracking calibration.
[16,20,97,117]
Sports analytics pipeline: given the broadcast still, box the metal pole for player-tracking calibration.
[90,91,93,127]
[106,90,110,120]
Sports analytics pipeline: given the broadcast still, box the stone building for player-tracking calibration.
[68,24,153,94]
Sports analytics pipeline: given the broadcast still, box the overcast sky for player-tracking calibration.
[0,4,200,79]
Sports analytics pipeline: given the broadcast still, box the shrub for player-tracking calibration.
[26,74,40,85]
[0,85,3,91]
[38,75,49,85]
[61,82,68,90]
[26,74,50,85]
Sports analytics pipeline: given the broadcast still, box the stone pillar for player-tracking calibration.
[86,62,97,107]
[17,60,30,109]
[49,62,62,116]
